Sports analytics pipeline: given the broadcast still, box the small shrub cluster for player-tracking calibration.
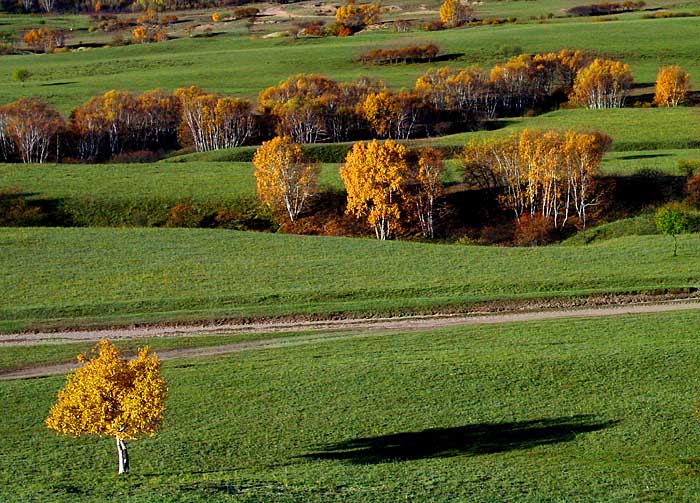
[567,1,645,16]
[358,44,440,64]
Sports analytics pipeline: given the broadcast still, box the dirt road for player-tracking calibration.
[2,299,700,381]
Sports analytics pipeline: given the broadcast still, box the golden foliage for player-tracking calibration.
[335,0,381,29]
[411,147,443,238]
[23,27,65,53]
[415,65,487,116]
[570,58,633,108]
[175,86,253,151]
[462,129,610,228]
[0,98,65,163]
[439,0,472,28]
[340,139,409,239]
[132,25,148,43]
[360,91,423,139]
[653,65,689,107]
[212,12,221,22]
[46,339,167,442]
[253,136,319,221]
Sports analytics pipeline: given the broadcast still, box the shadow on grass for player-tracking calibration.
[302,415,618,464]
[616,153,672,160]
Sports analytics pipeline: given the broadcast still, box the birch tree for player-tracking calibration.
[46,340,167,475]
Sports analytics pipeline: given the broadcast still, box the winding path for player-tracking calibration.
[2,299,700,380]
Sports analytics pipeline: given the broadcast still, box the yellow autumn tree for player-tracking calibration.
[253,136,320,222]
[570,58,633,109]
[410,147,443,238]
[439,0,472,28]
[46,340,167,475]
[341,139,408,240]
[335,0,381,30]
[653,65,689,107]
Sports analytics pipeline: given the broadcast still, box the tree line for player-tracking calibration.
[0,51,655,163]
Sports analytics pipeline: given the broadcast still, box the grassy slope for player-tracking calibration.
[1,227,698,331]
[0,161,344,202]
[433,108,700,151]
[1,16,700,111]
[4,311,700,502]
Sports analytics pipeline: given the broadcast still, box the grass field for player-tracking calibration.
[1,227,699,332]
[1,15,700,111]
[433,107,700,152]
[3,310,700,502]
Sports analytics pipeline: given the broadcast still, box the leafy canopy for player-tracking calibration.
[46,339,167,441]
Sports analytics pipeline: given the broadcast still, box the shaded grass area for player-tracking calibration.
[3,311,700,501]
[2,227,699,331]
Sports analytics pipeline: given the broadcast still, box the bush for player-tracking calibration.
[358,43,440,64]
[513,214,557,246]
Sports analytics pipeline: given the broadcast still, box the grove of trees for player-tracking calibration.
[463,129,611,229]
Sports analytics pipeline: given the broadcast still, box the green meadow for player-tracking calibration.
[1,15,700,111]
[1,227,698,331]
[4,311,700,502]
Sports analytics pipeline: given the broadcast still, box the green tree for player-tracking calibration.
[12,68,31,84]
[655,206,689,256]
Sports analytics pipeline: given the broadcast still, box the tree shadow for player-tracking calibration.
[301,415,618,464]
[431,52,465,63]
[41,81,78,87]
[616,153,672,160]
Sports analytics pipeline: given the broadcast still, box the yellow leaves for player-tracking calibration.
[341,139,408,239]
[46,339,167,442]
[212,12,220,22]
[132,25,148,44]
[439,0,471,28]
[653,65,689,107]
[253,136,319,221]
[335,0,381,29]
[570,58,633,109]
[462,129,610,228]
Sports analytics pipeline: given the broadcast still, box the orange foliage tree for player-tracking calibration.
[439,0,472,28]
[570,58,633,109]
[462,129,610,228]
[46,340,167,475]
[0,98,66,163]
[341,139,409,239]
[23,28,66,53]
[653,65,689,107]
[253,136,320,221]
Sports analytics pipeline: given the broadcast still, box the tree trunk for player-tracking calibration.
[116,437,129,474]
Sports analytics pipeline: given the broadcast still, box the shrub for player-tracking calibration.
[513,213,557,246]
[358,43,440,64]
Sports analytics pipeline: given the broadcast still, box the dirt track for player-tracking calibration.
[2,299,700,381]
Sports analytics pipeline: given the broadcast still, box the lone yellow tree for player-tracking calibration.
[439,0,472,28]
[253,136,320,222]
[341,139,408,240]
[46,340,167,475]
[653,65,689,107]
